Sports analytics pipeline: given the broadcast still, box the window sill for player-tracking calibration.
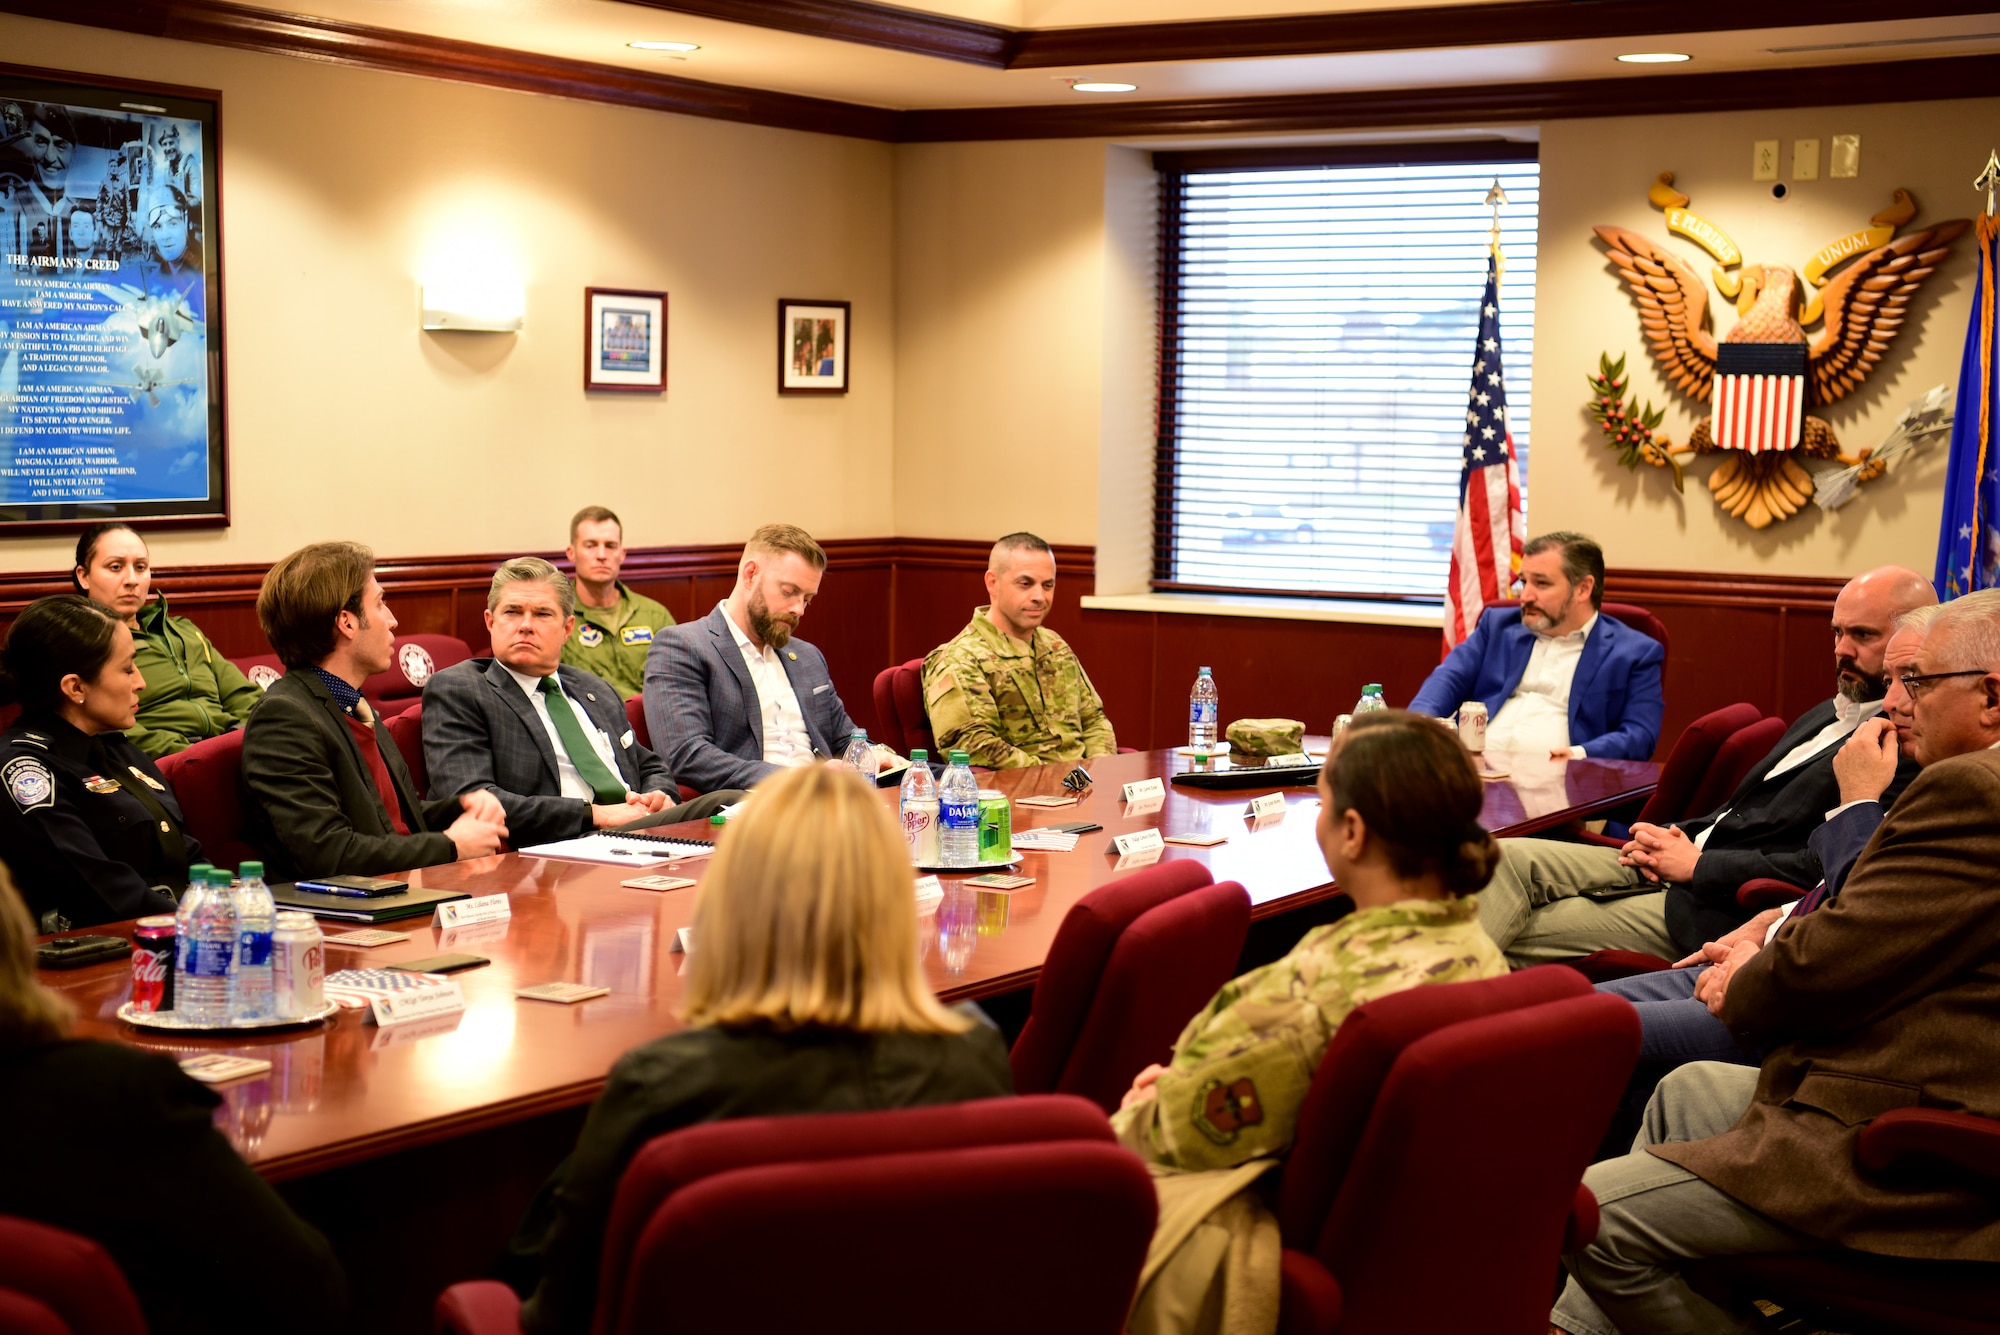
[1078,592,1444,629]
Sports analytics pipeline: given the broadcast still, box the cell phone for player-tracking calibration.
[35,935,134,970]
[296,875,409,898]
[387,953,490,974]
[1045,821,1104,835]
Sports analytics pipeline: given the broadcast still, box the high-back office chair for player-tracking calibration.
[1682,713,1787,824]
[360,634,471,719]
[623,695,649,750]
[872,657,932,756]
[1572,702,1762,849]
[1480,597,1670,657]
[385,702,428,799]
[1274,969,1640,1335]
[155,729,262,871]
[1010,862,1252,1112]
[434,1096,1157,1335]
[0,1216,147,1335]
[1686,1108,2000,1334]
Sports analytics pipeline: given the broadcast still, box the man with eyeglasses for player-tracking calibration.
[1474,565,1935,968]
[1553,587,2000,1335]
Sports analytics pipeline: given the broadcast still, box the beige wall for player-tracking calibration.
[0,14,896,575]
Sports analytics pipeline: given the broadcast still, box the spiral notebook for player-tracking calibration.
[518,832,717,867]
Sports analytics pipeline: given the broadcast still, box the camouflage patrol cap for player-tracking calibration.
[1225,718,1306,758]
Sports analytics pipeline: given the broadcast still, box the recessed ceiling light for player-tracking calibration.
[629,40,700,52]
[1616,52,1690,64]
[1071,80,1138,93]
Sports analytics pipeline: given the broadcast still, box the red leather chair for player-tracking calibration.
[434,1096,1157,1335]
[623,695,649,750]
[361,633,471,720]
[1275,968,1640,1335]
[1010,861,1252,1112]
[1481,597,1670,657]
[1573,702,1762,850]
[154,730,263,871]
[1686,1108,2000,1333]
[872,656,932,756]
[385,702,427,799]
[0,1216,147,1335]
[230,652,286,691]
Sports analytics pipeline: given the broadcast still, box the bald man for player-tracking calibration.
[1476,565,1936,967]
[922,532,1116,769]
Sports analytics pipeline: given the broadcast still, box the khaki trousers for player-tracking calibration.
[1476,838,1679,966]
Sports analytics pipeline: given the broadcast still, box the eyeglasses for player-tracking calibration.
[1896,669,1994,699]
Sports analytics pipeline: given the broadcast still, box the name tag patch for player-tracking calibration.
[4,757,53,812]
[84,775,122,795]
[577,625,604,648]
[620,626,653,646]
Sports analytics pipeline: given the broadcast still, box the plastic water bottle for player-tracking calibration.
[1354,683,1387,715]
[230,861,277,1023]
[899,749,940,865]
[842,729,877,777]
[1189,666,1219,751]
[938,750,981,866]
[174,865,237,1025]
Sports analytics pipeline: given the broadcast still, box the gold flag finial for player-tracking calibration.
[1976,150,2000,217]
[1485,177,1508,278]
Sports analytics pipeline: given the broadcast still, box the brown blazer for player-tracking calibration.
[1653,748,2000,1262]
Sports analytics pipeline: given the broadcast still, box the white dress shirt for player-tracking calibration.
[1695,694,1882,851]
[500,663,627,801]
[719,601,815,767]
[1486,614,1596,758]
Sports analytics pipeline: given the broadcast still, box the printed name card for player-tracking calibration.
[914,875,943,904]
[1263,753,1317,769]
[672,926,695,953]
[1121,777,1166,802]
[1112,828,1166,856]
[436,894,511,928]
[1247,792,1288,819]
[369,981,465,1028]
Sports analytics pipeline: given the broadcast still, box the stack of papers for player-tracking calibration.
[1011,828,1080,853]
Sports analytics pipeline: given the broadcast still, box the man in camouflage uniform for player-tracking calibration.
[1113,897,1506,1172]
[560,506,674,700]
[922,532,1116,769]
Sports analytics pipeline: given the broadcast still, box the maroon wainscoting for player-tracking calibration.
[0,544,1843,759]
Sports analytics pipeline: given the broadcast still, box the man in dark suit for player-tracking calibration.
[242,542,507,879]
[1553,588,2000,1335]
[642,524,863,794]
[1410,532,1664,760]
[423,558,738,848]
[1477,565,1936,966]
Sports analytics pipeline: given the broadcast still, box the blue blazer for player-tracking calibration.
[1408,607,1664,760]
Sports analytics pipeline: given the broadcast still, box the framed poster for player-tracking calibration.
[0,65,227,533]
[778,298,849,394]
[584,287,665,393]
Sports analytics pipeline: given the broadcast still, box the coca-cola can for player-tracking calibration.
[131,915,175,1013]
[1457,701,1489,753]
[272,912,324,1019]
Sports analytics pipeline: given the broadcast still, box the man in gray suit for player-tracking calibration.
[424,559,738,848]
[644,524,861,794]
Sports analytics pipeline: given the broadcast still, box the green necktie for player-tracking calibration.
[538,676,628,804]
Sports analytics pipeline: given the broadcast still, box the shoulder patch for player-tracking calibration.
[577,624,604,648]
[4,756,55,812]
[620,626,653,646]
[1193,1077,1265,1145]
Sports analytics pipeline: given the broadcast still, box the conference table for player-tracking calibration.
[37,743,1655,1327]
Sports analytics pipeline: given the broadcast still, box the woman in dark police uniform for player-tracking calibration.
[0,595,203,932]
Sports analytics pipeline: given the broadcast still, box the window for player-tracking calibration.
[1153,145,1541,600]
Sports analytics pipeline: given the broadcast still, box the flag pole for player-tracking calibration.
[1485,177,1508,285]
[1978,150,2000,219]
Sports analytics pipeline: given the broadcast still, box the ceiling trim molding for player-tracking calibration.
[0,0,900,140]
[616,0,1016,68]
[897,51,2000,141]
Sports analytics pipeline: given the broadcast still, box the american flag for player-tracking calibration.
[1444,254,1524,654]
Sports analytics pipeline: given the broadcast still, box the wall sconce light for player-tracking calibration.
[420,280,525,332]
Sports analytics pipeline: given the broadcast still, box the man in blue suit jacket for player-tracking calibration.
[643,524,861,794]
[1409,531,1663,760]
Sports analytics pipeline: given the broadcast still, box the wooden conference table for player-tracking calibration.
[42,744,1656,1181]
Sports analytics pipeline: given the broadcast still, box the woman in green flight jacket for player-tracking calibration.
[72,522,262,759]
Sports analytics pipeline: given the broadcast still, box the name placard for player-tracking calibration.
[1263,753,1317,769]
[368,981,465,1028]
[1113,828,1166,856]
[914,875,943,903]
[1115,846,1166,871]
[438,918,511,951]
[673,926,694,953]
[1121,777,1166,802]
[1123,795,1165,818]
[436,894,511,928]
[1247,792,1288,819]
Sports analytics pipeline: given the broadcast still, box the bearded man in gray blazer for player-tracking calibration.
[424,558,738,848]
[642,524,862,795]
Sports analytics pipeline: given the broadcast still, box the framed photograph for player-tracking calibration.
[778,298,850,395]
[0,64,227,533]
[584,287,666,392]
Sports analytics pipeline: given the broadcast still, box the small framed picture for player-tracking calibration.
[778,298,851,395]
[584,288,666,392]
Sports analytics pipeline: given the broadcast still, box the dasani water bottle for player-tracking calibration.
[938,750,981,866]
[1189,666,1219,750]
